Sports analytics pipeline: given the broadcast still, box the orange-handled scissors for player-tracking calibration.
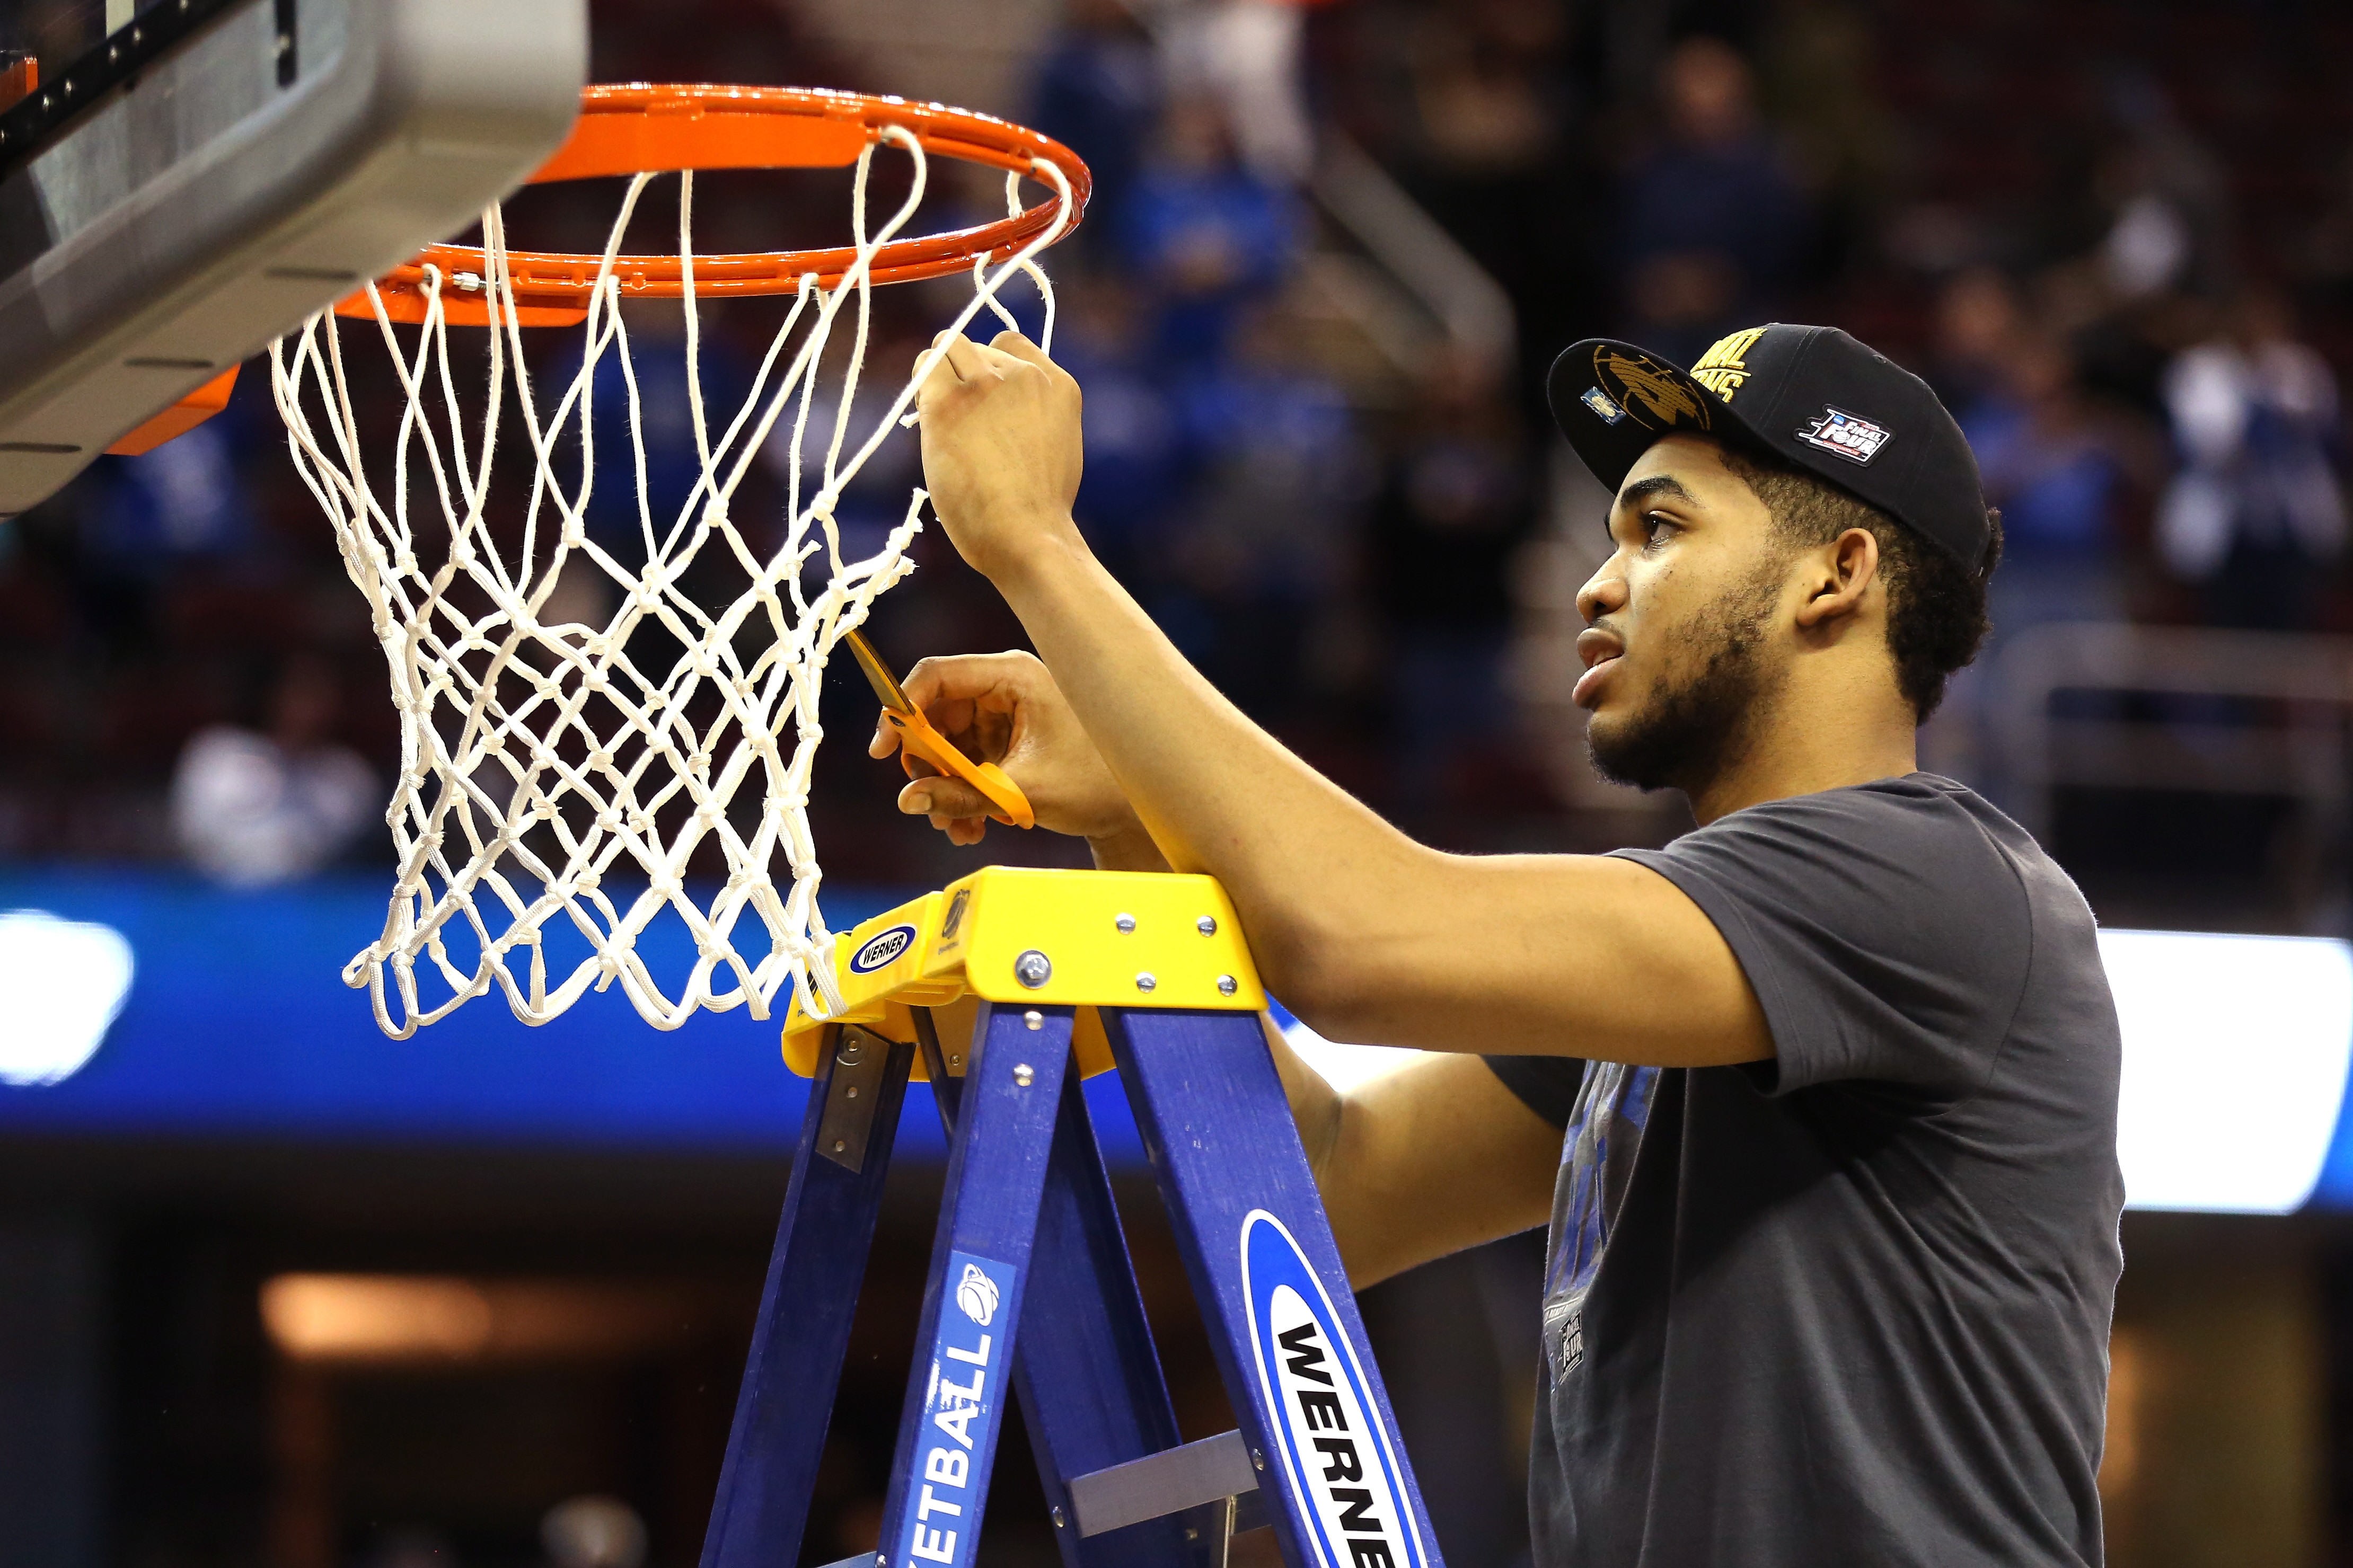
[844,627,1036,830]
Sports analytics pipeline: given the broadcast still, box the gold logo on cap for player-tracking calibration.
[1592,346,1712,431]
[1690,326,1768,402]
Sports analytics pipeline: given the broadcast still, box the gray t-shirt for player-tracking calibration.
[1486,773,2123,1566]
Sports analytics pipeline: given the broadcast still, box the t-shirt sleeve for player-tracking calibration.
[1484,1055,1587,1131]
[1611,781,2033,1097]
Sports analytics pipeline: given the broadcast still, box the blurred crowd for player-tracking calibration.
[1,0,2350,888]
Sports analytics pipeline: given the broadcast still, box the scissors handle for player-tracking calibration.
[882,708,1037,830]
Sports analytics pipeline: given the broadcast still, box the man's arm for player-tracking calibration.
[906,332,1769,1069]
[1268,1019,1563,1288]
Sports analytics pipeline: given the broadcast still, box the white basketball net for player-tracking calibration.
[270,128,1070,1038]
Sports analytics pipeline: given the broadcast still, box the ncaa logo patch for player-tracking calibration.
[1579,386,1626,425]
[849,923,918,974]
[1241,1211,1426,1568]
[1795,405,1892,465]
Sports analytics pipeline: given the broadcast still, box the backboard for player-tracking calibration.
[0,0,587,516]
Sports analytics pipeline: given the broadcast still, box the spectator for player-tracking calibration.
[2156,288,2347,630]
[2091,69,2233,307]
[1615,37,1808,366]
[1117,95,1302,367]
[1369,350,1541,809]
[1161,0,1315,184]
[548,298,757,566]
[1156,305,1371,722]
[1367,0,1583,377]
[171,654,375,887]
[761,321,931,569]
[1930,266,2028,420]
[1054,273,1187,586]
[1028,0,1162,253]
[1962,331,2133,632]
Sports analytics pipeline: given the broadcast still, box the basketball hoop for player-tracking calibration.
[269,84,1088,1038]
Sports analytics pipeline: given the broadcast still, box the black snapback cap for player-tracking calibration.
[1546,324,1994,570]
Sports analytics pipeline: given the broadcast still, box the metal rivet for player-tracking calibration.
[1023,1009,1043,1031]
[1013,1063,1035,1087]
[950,1053,963,1068]
[845,1085,859,1099]
[1197,916,1218,936]
[1251,1447,1266,1471]
[1115,912,1136,934]
[1135,972,1156,993]
[1051,1505,1067,1529]
[1015,949,1052,988]
[1218,975,1238,996]
[837,1039,864,1066]
[832,1139,845,1153]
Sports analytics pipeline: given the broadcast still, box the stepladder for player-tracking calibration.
[695,867,1444,1568]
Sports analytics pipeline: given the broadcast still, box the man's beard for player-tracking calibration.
[1588,568,1785,796]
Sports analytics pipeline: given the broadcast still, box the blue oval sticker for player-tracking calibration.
[849,923,918,975]
[1240,1210,1425,1568]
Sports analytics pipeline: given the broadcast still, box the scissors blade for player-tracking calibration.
[843,627,914,714]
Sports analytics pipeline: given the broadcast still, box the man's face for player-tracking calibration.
[1573,435,1792,795]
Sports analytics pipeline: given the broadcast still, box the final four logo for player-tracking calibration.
[1240,1211,1425,1568]
[1796,404,1893,465]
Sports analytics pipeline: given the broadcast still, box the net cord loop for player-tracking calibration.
[270,119,1077,1037]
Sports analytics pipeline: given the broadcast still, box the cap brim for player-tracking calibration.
[1545,339,1767,497]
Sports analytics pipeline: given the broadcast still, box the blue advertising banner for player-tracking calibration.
[0,871,1142,1161]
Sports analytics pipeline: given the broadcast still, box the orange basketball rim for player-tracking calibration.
[339,83,1096,328]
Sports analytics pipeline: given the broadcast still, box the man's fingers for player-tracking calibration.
[988,330,1053,370]
[900,650,1037,711]
[920,331,981,382]
[868,714,903,759]
[898,776,995,821]
[944,334,994,381]
[912,332,988,417]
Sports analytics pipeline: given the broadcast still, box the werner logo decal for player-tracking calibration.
[850,923,918,974]
[1241,1211,1425,1568]
[903,1249,1016,1568]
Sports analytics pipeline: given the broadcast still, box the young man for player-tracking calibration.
[876,322,2123,1565]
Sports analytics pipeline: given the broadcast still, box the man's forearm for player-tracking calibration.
[1280,1048,1564,1289]
[995,530,1424,1011]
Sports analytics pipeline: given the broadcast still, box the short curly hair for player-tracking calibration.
[1716,445,2003,722]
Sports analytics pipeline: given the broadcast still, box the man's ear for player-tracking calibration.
[1791,527,1881,632]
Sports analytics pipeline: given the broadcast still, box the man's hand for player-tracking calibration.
[868,650,1159,862]
[913,330,1086,582]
